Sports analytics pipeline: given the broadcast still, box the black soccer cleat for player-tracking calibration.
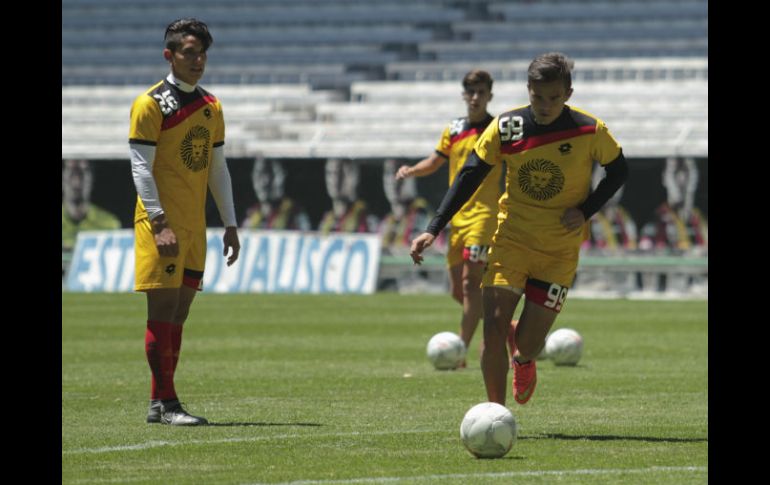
[160,399,209,426]
[146,399,162,424]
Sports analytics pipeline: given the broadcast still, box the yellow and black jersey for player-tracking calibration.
[129,79,225,231]
[435,114,502,230]
[474,105,622,258]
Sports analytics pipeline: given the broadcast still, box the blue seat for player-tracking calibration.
[459,20,707,42]
[61,0,707,87]
[488,1,708,21]
[62,5,464,28]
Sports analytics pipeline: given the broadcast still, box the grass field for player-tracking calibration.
[62,293,708,484]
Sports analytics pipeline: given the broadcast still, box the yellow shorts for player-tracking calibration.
[134,219,206,291]
[481,236,578,290]
[446,217,497,268]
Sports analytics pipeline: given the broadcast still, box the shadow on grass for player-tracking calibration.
[474,455,526,461]
[206,422,323,427]
[521,433,707,443]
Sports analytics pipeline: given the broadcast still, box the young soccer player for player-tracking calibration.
[129,18,240,425]
[396,71,507,366]
[410,53,628,405]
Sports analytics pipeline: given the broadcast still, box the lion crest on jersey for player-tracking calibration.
[518,159,564,201]
[181,126,210,172]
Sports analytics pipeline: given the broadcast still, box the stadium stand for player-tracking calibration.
[63,0,707,85]
[62,84,342,159]
[62,0,707,160]
[385,57,708,83]
[63,75,706,159]
[487,0,707,21]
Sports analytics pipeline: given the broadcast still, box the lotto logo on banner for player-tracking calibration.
[66,230,381,294]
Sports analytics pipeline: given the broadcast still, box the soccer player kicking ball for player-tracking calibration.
[129,18,240,425]
[410,52,627,405]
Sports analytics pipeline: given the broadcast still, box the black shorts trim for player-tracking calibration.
[184,268,204,280]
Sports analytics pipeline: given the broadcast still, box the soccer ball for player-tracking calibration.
[460,402,518,458]
[426,331,466,370]
[545,328,584,366]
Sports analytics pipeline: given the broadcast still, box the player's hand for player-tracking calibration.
[560,207,586,231]
[395,165,412,180]
[152,216,179,257]
[223,226,241,266]
[410,232,435,265]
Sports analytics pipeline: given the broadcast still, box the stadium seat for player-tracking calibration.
[61,0,707,160]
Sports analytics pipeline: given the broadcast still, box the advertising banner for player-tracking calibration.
[66,229,381,294]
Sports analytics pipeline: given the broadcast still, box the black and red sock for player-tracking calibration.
[145,320,177,401]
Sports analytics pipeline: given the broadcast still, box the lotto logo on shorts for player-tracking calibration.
[463,245,490,263]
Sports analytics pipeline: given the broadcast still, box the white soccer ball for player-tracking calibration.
[460,402,518,458]
[426,331,466,370]
[545,328,584,366]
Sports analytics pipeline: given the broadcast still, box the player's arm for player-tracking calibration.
[410,150,492,264]
[427,150,492,234]
[130,141,178,256]
[208,144,240,266]
[396,151,448,179]
[130,143,162,220]
[562,152,629,230]
[578,151,628,219]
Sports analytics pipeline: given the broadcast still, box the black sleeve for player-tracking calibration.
[578,151,629,220]
[425,150,493,236]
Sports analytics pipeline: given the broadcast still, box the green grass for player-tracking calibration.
[62,293,707,484]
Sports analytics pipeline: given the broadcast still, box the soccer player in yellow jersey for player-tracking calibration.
[129,18,240,425]
[410,53,628,406]
[396,71,503,366]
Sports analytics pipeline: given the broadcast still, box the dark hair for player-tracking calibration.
[462,70,494,91]
[527,52,574,90]
[164,18,213,52]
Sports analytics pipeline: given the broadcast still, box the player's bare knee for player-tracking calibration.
[449,267,464,304]
[146,289,180,322]
[482,318,509,344]
[462,275,482,298]
[173,306,191,325]
[451,287,464,304]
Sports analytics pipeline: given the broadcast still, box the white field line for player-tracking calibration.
[62,429,436,455]
[243,467,708,485]
[69,479,148,484]
[68,466,708,485]
[64,434,706,485]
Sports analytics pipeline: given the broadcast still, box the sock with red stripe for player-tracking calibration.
[145,320,177,401]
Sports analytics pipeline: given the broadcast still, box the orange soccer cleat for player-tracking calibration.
[512,359,537,405]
